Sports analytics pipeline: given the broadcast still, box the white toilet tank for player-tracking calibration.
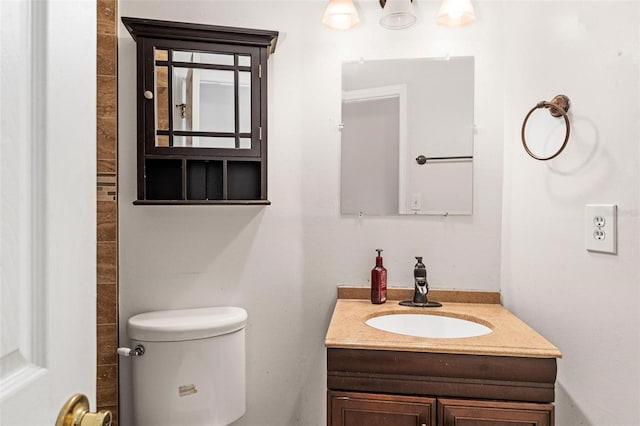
[127,306,247,426]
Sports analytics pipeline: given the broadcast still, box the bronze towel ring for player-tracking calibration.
[521,94,571,161]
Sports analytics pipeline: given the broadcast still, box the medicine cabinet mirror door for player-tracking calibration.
[143,38,262,157]
[340,56,474,216]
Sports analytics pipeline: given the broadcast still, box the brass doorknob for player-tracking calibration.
[56,393,112,426]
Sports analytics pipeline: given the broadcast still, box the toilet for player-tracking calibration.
[126,306,248,426]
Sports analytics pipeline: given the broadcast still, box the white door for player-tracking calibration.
[0,0,97,424]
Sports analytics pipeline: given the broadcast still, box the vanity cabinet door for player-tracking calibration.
[438,398,554,426]
[328,391,435,426]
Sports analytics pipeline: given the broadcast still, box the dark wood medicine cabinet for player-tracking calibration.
[122,17,278,205]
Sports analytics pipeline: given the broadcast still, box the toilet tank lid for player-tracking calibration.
[127,306,248,342]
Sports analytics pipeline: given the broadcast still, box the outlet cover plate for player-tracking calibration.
[585,204,617,254]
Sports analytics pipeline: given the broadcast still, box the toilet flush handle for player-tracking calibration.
[117,345,145,357]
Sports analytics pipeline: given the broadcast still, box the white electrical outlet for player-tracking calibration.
[411,193,422,211]
[585,204,617,254]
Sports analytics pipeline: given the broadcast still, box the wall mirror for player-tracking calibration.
[340,56,474,216]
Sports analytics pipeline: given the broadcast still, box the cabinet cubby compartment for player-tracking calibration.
[145,159,182,200]
[227,161,261,200]
[187,160,223,201]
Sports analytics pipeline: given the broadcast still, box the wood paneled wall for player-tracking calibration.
[96,0,119,424]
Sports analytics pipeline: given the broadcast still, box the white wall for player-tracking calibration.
[500,2,640,425]
[118,1,639,425]
[118,1,503,425]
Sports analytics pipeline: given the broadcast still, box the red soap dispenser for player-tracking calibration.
[371,249,387,304]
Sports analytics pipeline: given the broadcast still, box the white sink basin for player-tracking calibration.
[365,313,492,339]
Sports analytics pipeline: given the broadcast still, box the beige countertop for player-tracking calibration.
[325,296,562,359]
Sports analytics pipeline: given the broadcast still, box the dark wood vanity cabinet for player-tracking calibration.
[327,348,556,426]
[122,17,278,205]
[329,393,553,426]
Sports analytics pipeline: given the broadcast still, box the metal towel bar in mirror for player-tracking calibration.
[521,94,571,160]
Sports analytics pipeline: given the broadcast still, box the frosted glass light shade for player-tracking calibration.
[322,0,360,30]
[436,0,475,27]
[380,0,417,30]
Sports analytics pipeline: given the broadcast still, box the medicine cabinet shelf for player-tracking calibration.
[136,158,267,205]
[122,17,278,205]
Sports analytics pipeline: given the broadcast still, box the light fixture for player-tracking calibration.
[322,0,360,30]
[436,0,476,27]
[379,0,417,30]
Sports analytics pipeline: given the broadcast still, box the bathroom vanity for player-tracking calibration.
[325,288,562,426]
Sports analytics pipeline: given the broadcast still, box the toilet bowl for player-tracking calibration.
[126,306,247,426]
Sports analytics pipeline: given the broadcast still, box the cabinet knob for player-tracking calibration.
[143,90,153,100]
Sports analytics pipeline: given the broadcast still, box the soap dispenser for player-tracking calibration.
[371,249,387,304]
